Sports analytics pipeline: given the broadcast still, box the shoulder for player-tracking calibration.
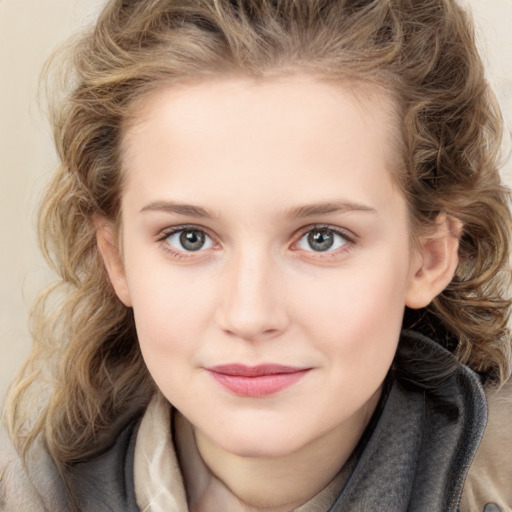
[0,419,140,512]
[0,429,56,511]
[65,415,141,511]
[461,381,512,512]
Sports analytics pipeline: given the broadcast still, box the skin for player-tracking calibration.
[97,75,460,511]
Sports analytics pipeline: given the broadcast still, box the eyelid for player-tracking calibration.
[290,224,357,255]
[155,223,356,260]
[156,224,219,257]
[293,224,356,244]
[156,224,213,241]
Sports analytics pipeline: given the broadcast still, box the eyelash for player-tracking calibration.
[156,224,216,260]
[156,224,356,260]
[291,224,356,260]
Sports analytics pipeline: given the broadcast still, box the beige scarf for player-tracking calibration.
[133,393,350,512]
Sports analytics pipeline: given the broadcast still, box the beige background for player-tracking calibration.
[1,0,512,404]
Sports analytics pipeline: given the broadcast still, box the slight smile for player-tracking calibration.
[206,364,311,398]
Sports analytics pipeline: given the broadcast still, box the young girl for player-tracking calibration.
[1,0,511,511]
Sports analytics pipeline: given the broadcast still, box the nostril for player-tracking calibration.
[223,326,281,341]
[261,328,280,338]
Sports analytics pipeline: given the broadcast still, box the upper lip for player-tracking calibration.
[207,364,308,377]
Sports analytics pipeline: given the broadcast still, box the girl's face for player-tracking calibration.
[104,76,439,457]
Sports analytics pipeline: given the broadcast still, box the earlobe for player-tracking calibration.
[94,217,132,307]
[405,214,462,309]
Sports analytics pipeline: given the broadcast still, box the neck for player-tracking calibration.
[175,389,381,512]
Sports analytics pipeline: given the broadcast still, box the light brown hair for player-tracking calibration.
[5,0,511,467]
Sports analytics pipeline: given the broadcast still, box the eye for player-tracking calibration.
[297,227,349,252]
[165,228,214,252]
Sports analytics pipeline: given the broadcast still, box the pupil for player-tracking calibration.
[308,229,334,251]
[180,230,205,251]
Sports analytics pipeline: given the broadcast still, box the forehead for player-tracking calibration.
[122,74,402,170]
[119,75,405,221]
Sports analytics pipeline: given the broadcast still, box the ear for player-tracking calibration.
[94,216,132,307]
[405,214,462,309]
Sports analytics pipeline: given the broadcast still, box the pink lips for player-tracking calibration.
[207,364,310,397]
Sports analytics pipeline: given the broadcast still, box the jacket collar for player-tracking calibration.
[329,330,487,512]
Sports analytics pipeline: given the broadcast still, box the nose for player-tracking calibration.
[215,249,289,342]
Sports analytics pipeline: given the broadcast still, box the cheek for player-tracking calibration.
[129,282,213,406]
[296,248,411,366]
[125,262,216,377]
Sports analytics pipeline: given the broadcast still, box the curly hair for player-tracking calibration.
[4,0,511,467]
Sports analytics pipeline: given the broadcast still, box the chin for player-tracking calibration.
[212,423,309,459]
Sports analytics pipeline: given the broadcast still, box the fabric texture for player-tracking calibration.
[1,331,510,511]
[133,393,356,512]
[461,383,512,512]
[134,393,188,512]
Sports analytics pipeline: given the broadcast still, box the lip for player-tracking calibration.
[206,364,310,397]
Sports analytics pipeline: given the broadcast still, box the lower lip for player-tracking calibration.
[207,370,310,397]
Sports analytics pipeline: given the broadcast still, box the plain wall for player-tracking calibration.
[1,0,512,403]
[0,0,106,404]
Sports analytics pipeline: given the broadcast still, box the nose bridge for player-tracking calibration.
[217,244,287,340]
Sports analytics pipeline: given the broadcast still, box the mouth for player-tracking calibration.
[206,364,311,397]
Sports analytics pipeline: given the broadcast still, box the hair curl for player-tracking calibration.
[5,0,511,467]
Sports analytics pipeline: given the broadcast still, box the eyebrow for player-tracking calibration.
[286,201,377,218]
[140,200,377,219]
[140,201,215,218]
